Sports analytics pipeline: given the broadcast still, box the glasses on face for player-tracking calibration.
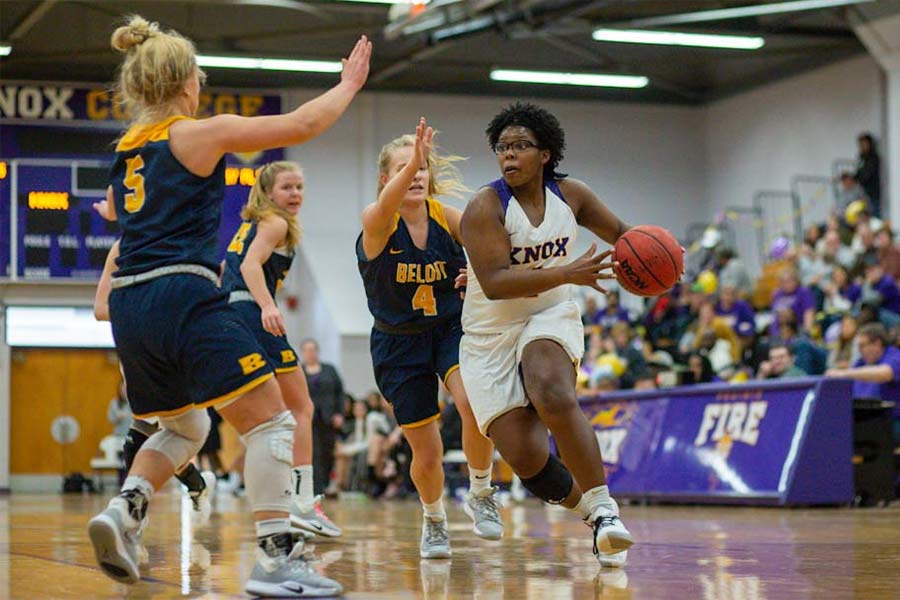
[492,139,539,155]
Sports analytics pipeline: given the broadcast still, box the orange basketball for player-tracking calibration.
[613,225,684,297]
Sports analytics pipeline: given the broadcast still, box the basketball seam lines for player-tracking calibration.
[622,237,667,289]
[630,228,679,276]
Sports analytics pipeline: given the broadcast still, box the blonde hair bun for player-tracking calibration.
[111,15,159,53]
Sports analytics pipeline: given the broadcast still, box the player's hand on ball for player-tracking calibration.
[261,305,286,337]
[565,243,616,294]
[413,117,434,167]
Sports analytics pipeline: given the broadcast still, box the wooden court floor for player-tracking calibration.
[1,488,899,599]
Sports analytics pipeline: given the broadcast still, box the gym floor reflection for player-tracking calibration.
[2,491,898,598]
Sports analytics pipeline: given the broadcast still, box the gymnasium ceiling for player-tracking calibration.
[2,0,899,105]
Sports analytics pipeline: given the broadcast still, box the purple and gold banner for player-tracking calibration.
[0,82,281,123]
[579,378,854,505]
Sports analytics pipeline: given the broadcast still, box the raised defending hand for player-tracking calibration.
[564,243,616,294]
[413,116,434,168]
[341,35,372,92]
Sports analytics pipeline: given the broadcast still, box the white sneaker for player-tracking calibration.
[189,471,217,528]
[245,533,343,598]
[87,495,145,584]
[420,516,451,559]
[590,511,633,568]
[463,486,504,540]
[290,495,342,538]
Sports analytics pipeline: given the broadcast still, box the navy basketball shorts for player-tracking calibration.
[229,299,300,374]
[109,274,274,419]
[370,319,462,428]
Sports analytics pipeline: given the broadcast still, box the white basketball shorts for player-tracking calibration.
[460,300,584,436]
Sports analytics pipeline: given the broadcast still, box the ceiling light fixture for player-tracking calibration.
[335,0,427,4]
[627,0,875,28]
[593,29,764,50]
[196,55,342,73]
[0,45,11,57]
[490,69,649,88]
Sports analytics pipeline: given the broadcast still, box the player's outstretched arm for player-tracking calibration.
[94,240,120,321]
[171,36,372,175]
[240,216,288,337]
[559,178,630,244]
[461,187,616,300]
[361,117,433,258]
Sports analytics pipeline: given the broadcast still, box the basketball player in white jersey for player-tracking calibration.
[459,102,634,567]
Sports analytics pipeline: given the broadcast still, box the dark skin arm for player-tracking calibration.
[557,177,631,245]
[460,181,621,301]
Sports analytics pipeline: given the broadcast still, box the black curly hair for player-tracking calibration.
[485,102,566,181]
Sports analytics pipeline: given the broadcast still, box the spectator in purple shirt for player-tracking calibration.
[715,285,756,339]
[769,268,816,336]
[825,264,862,307]
[862,257,900,317]
[596,290,631,332]
[826,323,900,419]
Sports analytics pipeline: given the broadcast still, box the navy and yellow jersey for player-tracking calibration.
[109,115,225,276]
[222,219,295,298]
[356,198,466,334]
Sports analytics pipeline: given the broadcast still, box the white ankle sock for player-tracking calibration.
[574,485,616,521]
[422,498,446,520]
[255,517,291,539]
[469,466,492,495]
[121,475,154,500]
[292,465,315,508]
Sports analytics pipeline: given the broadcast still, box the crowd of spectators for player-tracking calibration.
[577,192,899,413]
[324,390,413,499]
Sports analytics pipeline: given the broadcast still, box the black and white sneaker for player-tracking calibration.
[590,512,633,568]
[87,495,145,583]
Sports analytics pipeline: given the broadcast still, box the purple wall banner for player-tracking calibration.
[577,377,854,505]
[3,156,282,281]
[0,82,284,281]
[0,82,282,124]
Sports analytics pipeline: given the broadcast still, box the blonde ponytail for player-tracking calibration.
[111,15,200,123]
[111,15,158,52]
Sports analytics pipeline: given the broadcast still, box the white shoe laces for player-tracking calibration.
[424,519,449,547]
[470,488,502,524]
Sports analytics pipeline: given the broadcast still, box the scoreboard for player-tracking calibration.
[0,81,285,281]
[1,158,281,280]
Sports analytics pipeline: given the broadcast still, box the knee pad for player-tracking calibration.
[520,454,573,504]
[143,409,211,471]
[243,411,297,513]
[123,421,157,471]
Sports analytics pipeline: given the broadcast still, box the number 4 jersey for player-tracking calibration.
[109,115,226,277]
[356,198,466,334]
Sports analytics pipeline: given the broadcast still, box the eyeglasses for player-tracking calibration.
[492,140,539,155]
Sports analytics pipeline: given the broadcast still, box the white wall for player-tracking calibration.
[704,55,884,273]
[706,55,883,213]
[287,90,707,334]
[286,60,886,393]
[283,91,708,394]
